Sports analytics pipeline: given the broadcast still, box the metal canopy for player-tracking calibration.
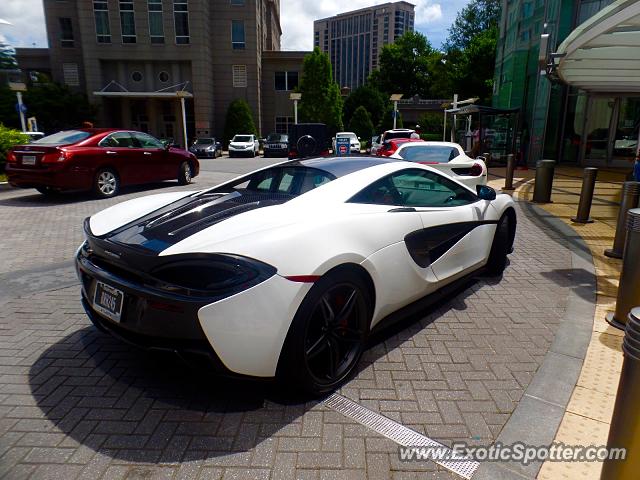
[556,0,640,93]
[92,80,193,98]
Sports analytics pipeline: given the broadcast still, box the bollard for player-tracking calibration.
[571,167,598,223]
[503,154,515,191]
[607,209,640,330]
[605,182,640,259]
[601,307,640,479]
[532,159,556,203]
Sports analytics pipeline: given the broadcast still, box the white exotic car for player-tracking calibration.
[76,157,516,394]
[228,134,259,157]
[390,141,488,189]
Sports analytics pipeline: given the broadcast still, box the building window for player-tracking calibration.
[59,17,74,47]
[230,0,245,5]
[158,71,170,82]
[232,20,245,49]
[131,71,143,82]
[148,0,164,44]
[275,116,294,134]
[232,65,247,87]
[174,0,190,44]
[119,1,136,43]
[62,63,80,86]
[93,1,111,43]
[274,71,298,91]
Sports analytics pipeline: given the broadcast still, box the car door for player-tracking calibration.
[132,132,172,181]
[98,132,138,185]
[387,168,495,282]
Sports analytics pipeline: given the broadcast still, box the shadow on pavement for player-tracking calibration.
[0,182,185,208]
[29,326,317,463]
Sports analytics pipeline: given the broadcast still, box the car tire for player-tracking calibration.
[485,214,511,276]
[178,161,192,185]
[93,168,120,198]
[278,268,372,396]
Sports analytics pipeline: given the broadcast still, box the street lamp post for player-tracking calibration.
[390,94,403,130]
[176,91,189,149]
[289,93,302,124]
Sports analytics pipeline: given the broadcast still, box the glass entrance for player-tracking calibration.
[583,97,614,163]
[613,98,640,162]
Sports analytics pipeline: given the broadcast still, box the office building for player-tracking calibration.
[492,0,639,167]
[313,2,415,90]
[37,0,305,144]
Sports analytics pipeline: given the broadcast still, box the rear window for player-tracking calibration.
[233,135,252,142]
[398,145,460,163]
[195,138,213,145]
[33,130,91,145]
[215,166,335,196]
[384,131,413,141]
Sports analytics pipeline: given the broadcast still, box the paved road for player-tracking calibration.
[0,164,579,479]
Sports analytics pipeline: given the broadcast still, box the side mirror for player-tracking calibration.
[476,185,496,201]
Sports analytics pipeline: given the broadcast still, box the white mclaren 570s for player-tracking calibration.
[76,156,516,394]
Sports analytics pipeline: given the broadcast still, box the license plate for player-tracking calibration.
[22,155,36,165]
[93,282,124,322]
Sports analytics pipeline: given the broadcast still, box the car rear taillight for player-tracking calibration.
[469,163,484,176]
[41,148,69,164]
[6,151,17,163]
[288,149,298,159]
[320,149,330,156]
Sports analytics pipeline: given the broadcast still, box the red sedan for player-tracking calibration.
[376,138,424,157]
[6,129,199,198]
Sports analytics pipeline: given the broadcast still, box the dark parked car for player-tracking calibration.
[6,129,199,198]
[262,133,289,158]
[189,137,222,158]
[288,123,330,159]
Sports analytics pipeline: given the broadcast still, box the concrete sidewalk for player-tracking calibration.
[488,166,627,480]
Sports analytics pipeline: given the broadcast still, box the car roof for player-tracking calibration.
[285,155,399,178]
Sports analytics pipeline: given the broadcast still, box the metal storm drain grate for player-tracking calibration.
[324,393,480,479]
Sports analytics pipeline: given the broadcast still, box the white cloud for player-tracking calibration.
[0,0,47,47]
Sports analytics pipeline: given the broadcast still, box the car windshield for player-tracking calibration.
[212,166,336,196]
[195,138,213,145]
[398,145,460,163]
[267,134,287,142]
[32,130,91,145]
[233,135,252,142]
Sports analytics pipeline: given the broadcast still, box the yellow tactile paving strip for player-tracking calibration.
[487,166,629,480]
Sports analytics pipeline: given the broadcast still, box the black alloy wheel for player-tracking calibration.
[280,269,371,395]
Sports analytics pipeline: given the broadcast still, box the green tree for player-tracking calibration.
[298,48,343,134]
[0,124,28,172]
[223,98,257,145]
[369,31,438,98]
[343,85,385,128]
[417,112,445,134]
[0,83,96,132]
[347,106,374,142]
[444,0,501,51]
[448,26,498,104]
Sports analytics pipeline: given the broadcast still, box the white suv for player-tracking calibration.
[333,132,361,154]
[229,134,260,158]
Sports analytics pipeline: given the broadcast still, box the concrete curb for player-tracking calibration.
[0,182,12,192]
[473,200,597,480]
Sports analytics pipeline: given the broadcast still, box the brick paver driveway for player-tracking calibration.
[0,167,578,480]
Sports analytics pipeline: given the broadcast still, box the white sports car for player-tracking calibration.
[76,157,516,394]
[390,141,488,189]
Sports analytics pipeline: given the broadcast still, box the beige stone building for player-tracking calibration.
[38,0,307,145]
[313,1,414,90]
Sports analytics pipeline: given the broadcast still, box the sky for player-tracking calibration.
[0,0,470,50]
